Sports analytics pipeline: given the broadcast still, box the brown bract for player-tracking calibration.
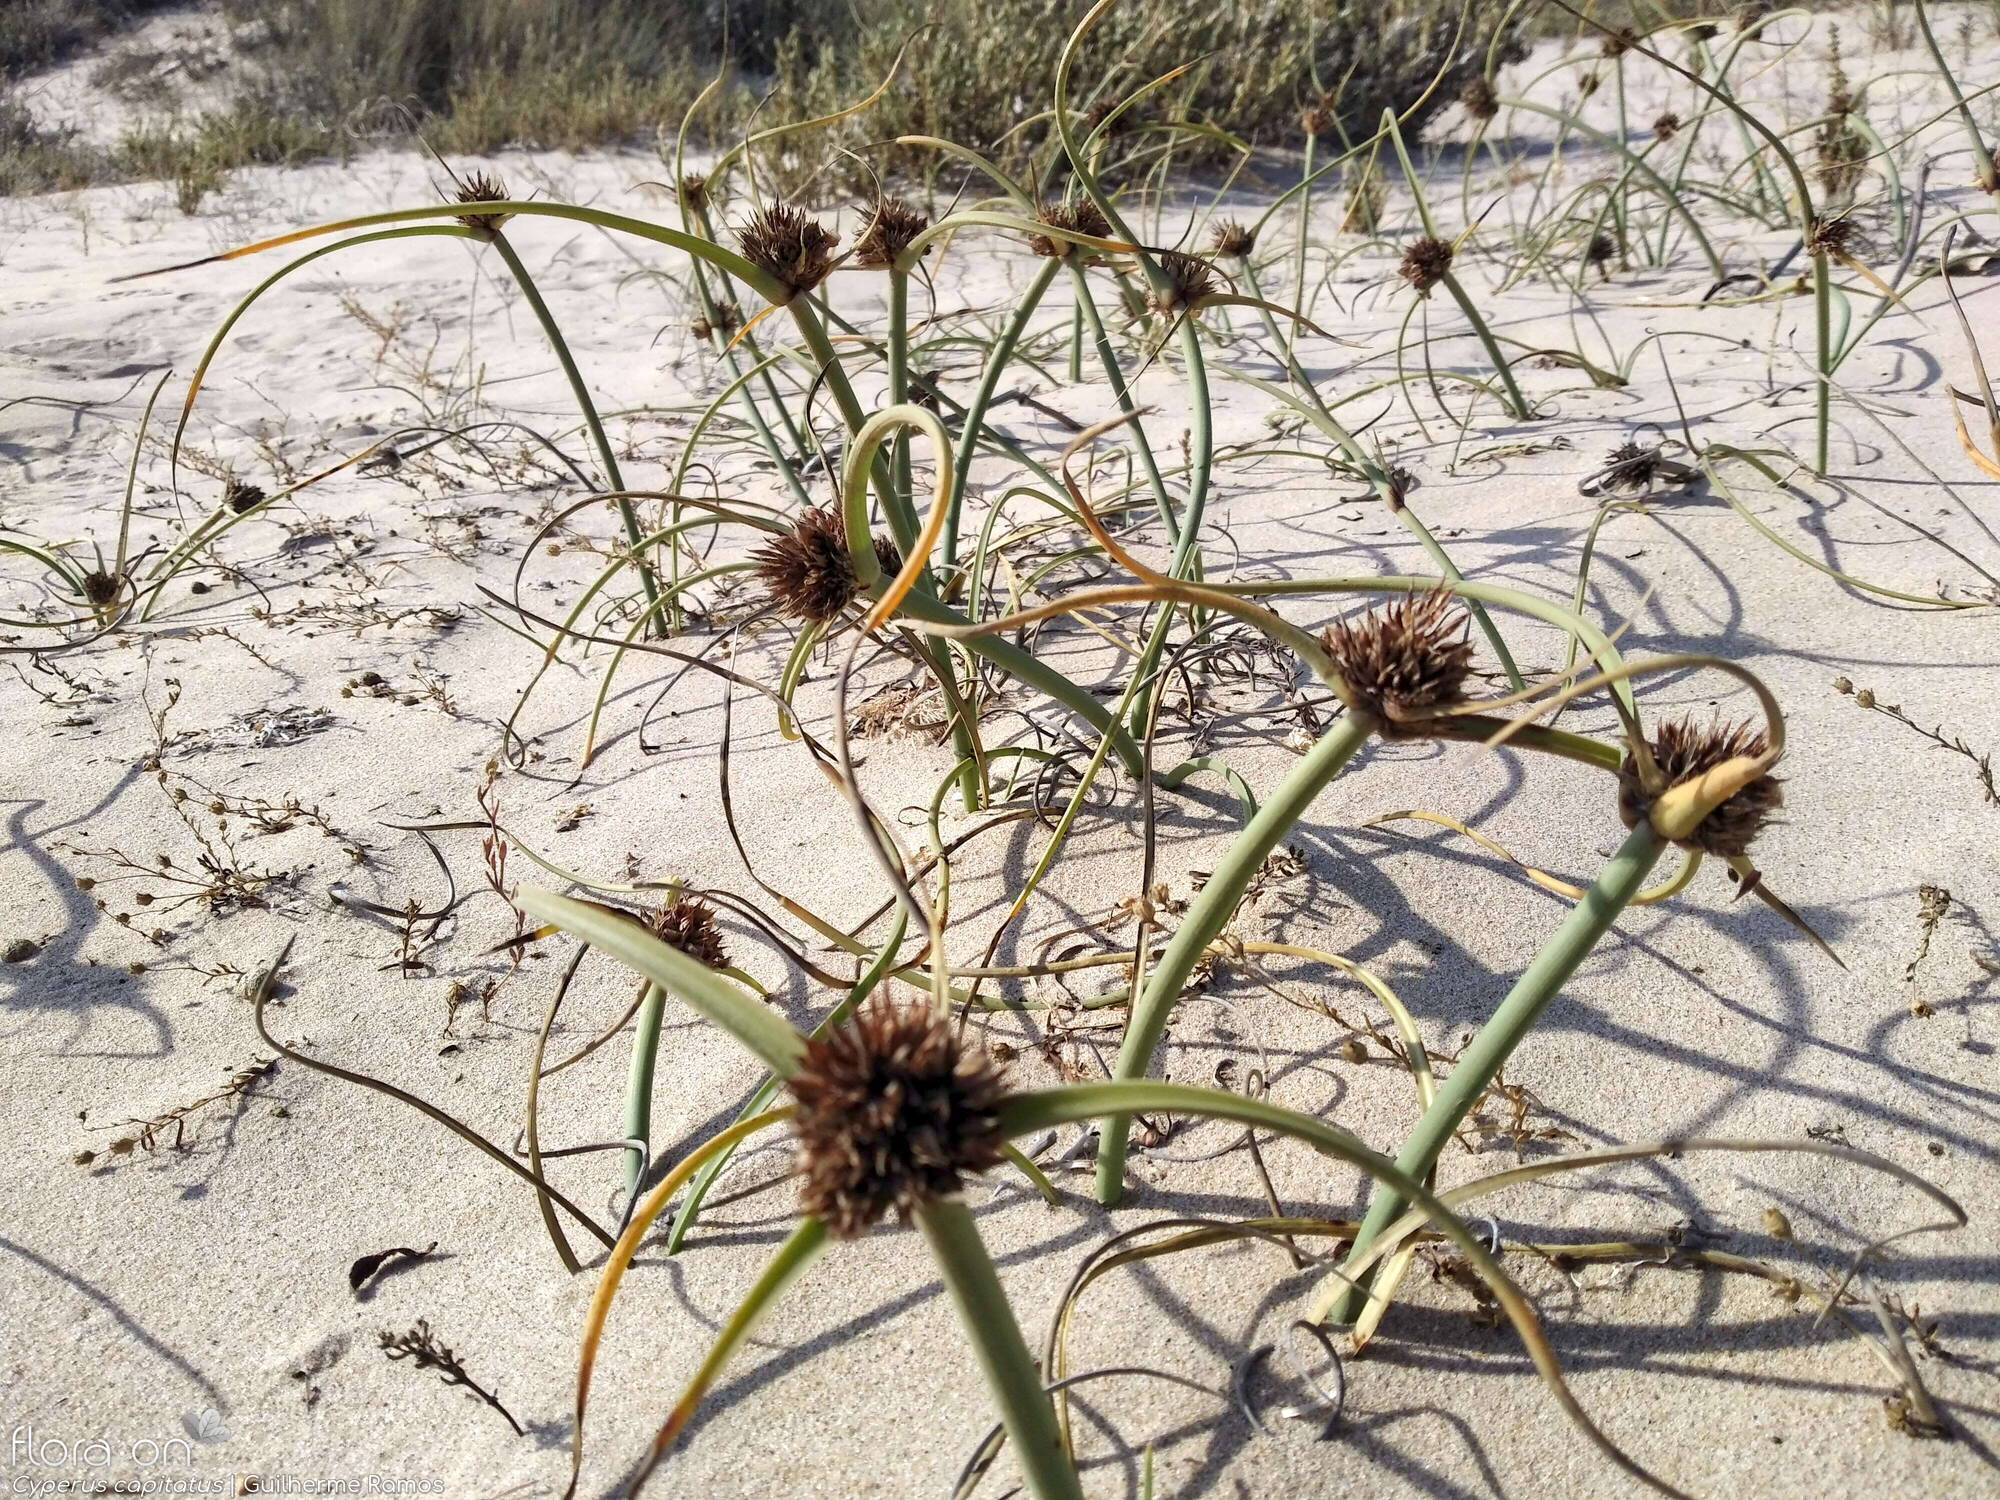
[453,172,513,234]
[1028,198,1112,260]
[749,508,902,624]
[1618,717,1783,856]
[737,204,840,302]
[853,198,932,270]
[788,1002,1009,1239]
[1319,591,1473,735]
[1399,235,1454,296]
[649,897,729,971]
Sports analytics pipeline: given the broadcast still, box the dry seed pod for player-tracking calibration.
[649,897,729,971]
[1027,198,1112,260]
[1398,235,1455,296]
[678,173,709,215]
[1652,111,1681,142]
[737,204,840,302]
[1151,250,1221,317]
[749,508,902,624]
[788,1001,1008,1238]
[1208,219,1256,259]
[1319,591,1473,735]
[80,570,123,607]
[1806,214,1858,259]
[853,198,931,270]
[452,171,513,234]
[1460,75,1500,122]
[1617,717,1783,857]
[223,479,265,515]
[1300,97,1335,137]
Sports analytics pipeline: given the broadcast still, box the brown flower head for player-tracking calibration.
[1806,214,1857,259]
[678,173,709,216]
[453,171,513,234]
[1585,231,1618,267]
[1208,219,1256,260]
[1652,110,1681,142]
[1578,70,1601,98]
[1601,25,1639,57]
[1082,95,1128,139]
[853,197,931,270]
[1618,717,1782,856]
[649,897,729,970]
[750,508,902,624]
[691,299,742,342]
[1300,97,1335,137]
[1398,235,1455,296]
[80,569,123,607]
[1151,249,1222,317]
[788,1001,1009,1238]
[223,479,266,515]
[1319,590,1473,734]
[737,204,840,302]
[1460,75,1500,122]
[1687,22,1719,44]
[1027,197,1112,260]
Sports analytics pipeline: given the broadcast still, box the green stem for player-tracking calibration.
[1813,249,1833,475]
[947,257,1064,567]
[1068,267,1181,544]
[915,1199,1083,1500]
[1096,710,1377,1203]
[622,984,668,1194]
[1321,820,1667,1322]
[489,230,662,628]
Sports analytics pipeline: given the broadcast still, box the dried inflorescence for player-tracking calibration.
[853,198,932,270]
[690,299,742,342]
[1600,25,1640,57]
[650,897,729,970]
[1151,250,1222,316]
[452,171,514,234]
[1398,235,1455,296]
[1585,231,1618,269]
[1319,591,1474,735]
[1618,717,1783,857]
[1652,110,1682,142]
[1806,214,1858,259]
[788,1001,1009,1238]
[678,173,709,216]
[1460,75,1499,122]
[749,508,902,624]
[224,479,266,515]
[1208,219,1256,259]
[737,204,840,302]
[1578,71,1601,99]
[1299,97,1335,137]
[80,569,123,607]
[1027,197,1112,260]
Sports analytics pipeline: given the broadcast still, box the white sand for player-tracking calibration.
[4,10,1998,1498]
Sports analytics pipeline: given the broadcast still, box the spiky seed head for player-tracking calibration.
[1806,214,1857,259]
[1618,716,1783,856]
[853,197,931,270]
[909,374,943,414]
[788,1001,1009,1238]
[1208,219,1256,259]
[223,479,266,515]
[691,299,742,342]
[1601,25,1639,57]
[1028,198,1112,260]
[1687,21,1719,43]
[453,171,513,234]
[678,173,709,215]
[1398,235,1454,296]
[1460,75,1500,122]
[80,569,122,607]
[1586,231,1618,267]
[1578,70,1601,98]
[1652,110,1681,142]
[1300,97,1335,137]
[1602,439,1661,489]
[649,897,729,970]
[737,204,840,303]
[1082,96,1127,138]
[1319,591,1474,734]
[1152,250,1221,316]
[749,508,901,624]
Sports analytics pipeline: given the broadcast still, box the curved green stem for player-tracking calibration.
[1320,820,1667,1322]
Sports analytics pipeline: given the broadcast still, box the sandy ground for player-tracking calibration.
[3,10,1999,1499]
